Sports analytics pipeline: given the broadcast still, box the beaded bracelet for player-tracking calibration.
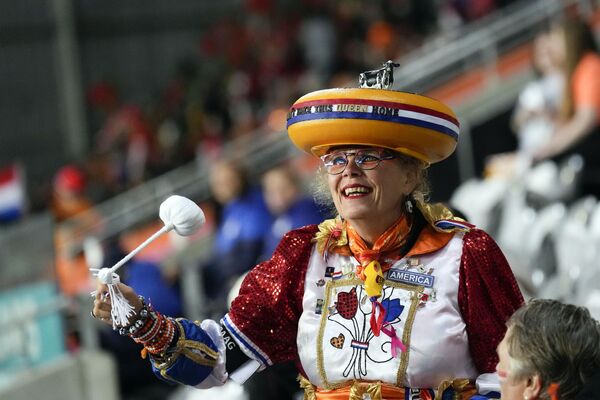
[116,296,151,336]
[113,295,178,357]
[134,313,164,343]
[144,317,176,355]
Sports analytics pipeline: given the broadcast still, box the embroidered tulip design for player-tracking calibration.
[381,298,404,323]
[336,287,358,319]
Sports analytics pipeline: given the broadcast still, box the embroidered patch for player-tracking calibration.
[330,333,345,349]
[387,269,435,288]
[325,266,335,278]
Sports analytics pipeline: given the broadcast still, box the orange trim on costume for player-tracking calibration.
[405,225,454,258]
[315,382,406,400]
[313,382,478,400]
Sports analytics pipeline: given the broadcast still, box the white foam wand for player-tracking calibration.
[91,195,205,328]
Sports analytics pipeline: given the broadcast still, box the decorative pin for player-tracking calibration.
[342,263,354,275]
[418,293,429,307]
[417,265,426,273]
[325,266,335,278]
[431,289,438,302]
[408,388,421,400]
[315,299,324,315]
[316,279,326,287]
[363,261,385,298]
[409,258,420,267]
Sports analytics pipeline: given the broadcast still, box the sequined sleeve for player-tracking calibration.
[223,225,319,367]
[458,229,524,373]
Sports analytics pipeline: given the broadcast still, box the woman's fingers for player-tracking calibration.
[91,281,144,326]
[92,297,113,325]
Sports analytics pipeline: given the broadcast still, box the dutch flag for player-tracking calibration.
[0,164,26,223]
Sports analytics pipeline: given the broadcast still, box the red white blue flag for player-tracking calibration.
[0,164,26,222]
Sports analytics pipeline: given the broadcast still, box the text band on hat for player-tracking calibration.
[287,98,459,140]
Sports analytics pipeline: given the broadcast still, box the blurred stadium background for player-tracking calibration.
[1,0,600,399]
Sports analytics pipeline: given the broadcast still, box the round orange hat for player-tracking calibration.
[287,62,459,164]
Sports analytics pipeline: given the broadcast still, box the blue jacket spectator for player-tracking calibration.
[203,161,272,302]
[261,165,326,259]
[262,197,323,259]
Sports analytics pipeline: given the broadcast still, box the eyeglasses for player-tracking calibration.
[320,148,396,175]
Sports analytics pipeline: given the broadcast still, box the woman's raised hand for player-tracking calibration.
[91,282,143,326]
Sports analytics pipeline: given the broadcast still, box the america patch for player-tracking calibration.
[387,269,435,288]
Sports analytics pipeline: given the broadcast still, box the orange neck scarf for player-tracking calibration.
[346,215,412,279]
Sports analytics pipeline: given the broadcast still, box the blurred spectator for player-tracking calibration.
[451,0,498,22]
[533,17,600,196]
[51,165,92,222]
[83,151,122,203]
[52,165,98,296]
[512,32,564,156]
[298,6,336,83]
[260,164,324,259]
[485,30,564,178]
[497,299,600,400]
[88,81,155,188]
[202,160,272,309]
[151,58,210,174]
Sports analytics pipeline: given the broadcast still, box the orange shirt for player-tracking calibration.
[573,52,600,122]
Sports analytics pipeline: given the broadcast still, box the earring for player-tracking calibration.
[405,197,413,214]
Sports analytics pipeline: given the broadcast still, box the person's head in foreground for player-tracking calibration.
[497,299,600,400]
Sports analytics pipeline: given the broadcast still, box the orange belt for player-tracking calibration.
[299,376,477,400]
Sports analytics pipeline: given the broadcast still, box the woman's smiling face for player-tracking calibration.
[326,147,417,232]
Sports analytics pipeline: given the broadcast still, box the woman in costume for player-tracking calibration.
[92,62,523,399]
[497,299,600,400]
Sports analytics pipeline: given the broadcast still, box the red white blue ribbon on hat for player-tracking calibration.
[287,98,459,140]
